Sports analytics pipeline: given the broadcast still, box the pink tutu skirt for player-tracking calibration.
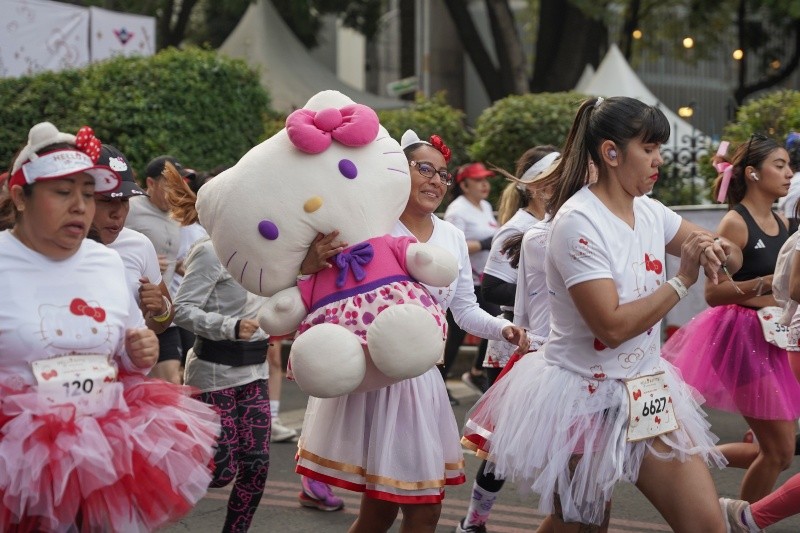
[0,373,220,532]
[662,304,800,420]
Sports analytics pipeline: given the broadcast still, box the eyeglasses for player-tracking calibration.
[410,160,453,186]
[742,132,769,170]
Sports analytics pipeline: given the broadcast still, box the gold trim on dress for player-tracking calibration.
[297,447,464,490]
[460,437,490,460]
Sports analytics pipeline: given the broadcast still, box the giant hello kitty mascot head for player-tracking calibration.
[197,90,457,397]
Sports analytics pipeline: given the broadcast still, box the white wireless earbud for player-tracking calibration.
[750,172,759,181]
[608,149,617,160]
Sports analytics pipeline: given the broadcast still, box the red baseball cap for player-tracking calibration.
[456,162,494,183]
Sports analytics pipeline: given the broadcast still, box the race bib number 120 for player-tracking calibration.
[31,354,118,415]
[624,372,679,442]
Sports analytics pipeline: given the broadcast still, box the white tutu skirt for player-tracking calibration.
[0,373,220,532]
[462,354,725,525]
[296,367,465,504]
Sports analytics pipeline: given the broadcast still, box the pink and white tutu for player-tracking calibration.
[462,353,725,526]
[662,304,800,420]
[296,367,465,504]
[0,373,220,532]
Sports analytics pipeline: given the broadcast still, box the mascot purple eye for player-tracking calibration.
[258,220,279,240]
[339,159,357,179]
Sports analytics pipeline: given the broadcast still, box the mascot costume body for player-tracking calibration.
[196,90,457,398]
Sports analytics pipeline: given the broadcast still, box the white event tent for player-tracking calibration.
[219,0,405,113]
[578,44,707,148]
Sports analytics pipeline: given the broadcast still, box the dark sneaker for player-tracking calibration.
[447,388,460,406]
[455,518,488,533]
[461,371,487,394]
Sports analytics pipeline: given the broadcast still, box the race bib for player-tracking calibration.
[757,306,790,349]
[625,372,679,442]
[31,355,118,415]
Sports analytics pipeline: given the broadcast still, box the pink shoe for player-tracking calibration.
[299,476,344,512]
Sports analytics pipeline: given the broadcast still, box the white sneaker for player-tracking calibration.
[271,418,298,442]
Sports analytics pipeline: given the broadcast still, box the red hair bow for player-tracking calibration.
[75,126,102,163]
[429,135,451,163]
[69,298,106,322]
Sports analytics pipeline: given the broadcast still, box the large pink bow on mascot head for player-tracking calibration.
[286,104,380,154]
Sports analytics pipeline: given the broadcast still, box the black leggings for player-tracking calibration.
[439,285,500,379]
[475,367,505,492]
[199,379,271,532]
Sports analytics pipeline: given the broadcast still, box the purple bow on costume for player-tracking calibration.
[285,104,379,154]
[334,242,374,288]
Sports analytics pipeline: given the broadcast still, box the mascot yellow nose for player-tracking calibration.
[304,196,323,213]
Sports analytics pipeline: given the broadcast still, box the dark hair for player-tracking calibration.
[712,133,780,207]
[1,141,75,229]
[546,96,670,215]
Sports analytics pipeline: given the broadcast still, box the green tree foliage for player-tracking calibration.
[468,92,587,173]
[0,48,271,176]
[377,92,473,168]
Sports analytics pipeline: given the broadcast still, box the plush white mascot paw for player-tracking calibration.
[197,90,457,398]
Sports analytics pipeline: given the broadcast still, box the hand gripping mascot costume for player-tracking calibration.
[196,90,457,398]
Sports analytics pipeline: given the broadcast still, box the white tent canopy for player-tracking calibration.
[578,44,706,148]
[219,0,405,113]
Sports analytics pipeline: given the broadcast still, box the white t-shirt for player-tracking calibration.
[777,171,800,219]
[544,187,681,380]
[484,208,540,312]
[125,196,181,291]
[514,219,551,340]
[107,227,162,305]
[393,216,511,341]
[443,195,498,283]
[0,231,148,388]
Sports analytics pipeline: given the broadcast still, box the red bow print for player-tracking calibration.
[69,298,106,322]
[75,126,102,163]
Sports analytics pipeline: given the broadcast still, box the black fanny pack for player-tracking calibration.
[193,337,268,367]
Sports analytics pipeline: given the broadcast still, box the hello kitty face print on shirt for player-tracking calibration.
[38,298,112,356]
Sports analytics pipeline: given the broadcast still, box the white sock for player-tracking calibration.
[463,481,498,527]
[270,400,280,420]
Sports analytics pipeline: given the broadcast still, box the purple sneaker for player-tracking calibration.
[299,476,344,512]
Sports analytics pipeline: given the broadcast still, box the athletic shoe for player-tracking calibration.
[455,518,487,533]
[270,418,298,443]
[447,387,460,406]
[299,477,344,512]
[720,497,762,533]
[461,371,487,394]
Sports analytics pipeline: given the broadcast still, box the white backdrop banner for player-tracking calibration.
[89,6,155,61]
[0,0,90,77]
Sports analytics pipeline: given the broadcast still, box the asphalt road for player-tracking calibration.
[163,371,800,532]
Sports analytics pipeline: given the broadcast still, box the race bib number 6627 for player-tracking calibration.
[624,372,680,442]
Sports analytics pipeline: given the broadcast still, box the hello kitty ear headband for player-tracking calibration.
[400,129,451,162]
[9,122,119,193]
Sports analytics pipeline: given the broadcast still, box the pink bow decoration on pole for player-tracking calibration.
[286,104,380,154]
[715,140,732,203]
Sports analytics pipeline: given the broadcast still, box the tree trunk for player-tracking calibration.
[620,0,641,60]
[485,0,528,94]
[531,0,606,92]
[442,0,506,101]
